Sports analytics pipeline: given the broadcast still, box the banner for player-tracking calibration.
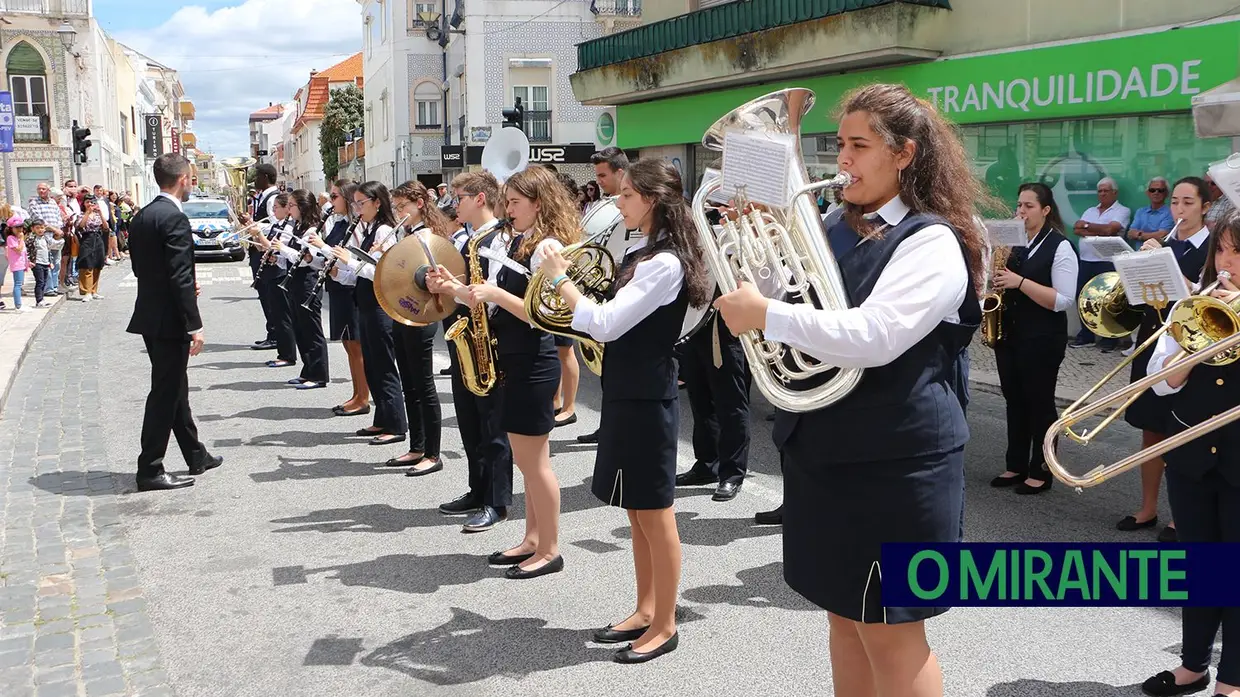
[143,113,162,158]
[171,127,181,155]
[0,92,13,154]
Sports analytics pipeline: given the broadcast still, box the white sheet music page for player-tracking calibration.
[718,130,796,209]
[985,220,1028,248]
[701,167,730,205]
[1113,247,1191,307]
[1080,236,1135,260]
[1208,155,1240,210]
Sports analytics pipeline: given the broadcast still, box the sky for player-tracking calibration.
[95,0,362,158]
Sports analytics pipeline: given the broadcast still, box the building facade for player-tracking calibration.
[285,53,363,194]
[249,102,286,166]
[572,0,1240,220]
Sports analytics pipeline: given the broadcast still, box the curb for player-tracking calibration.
[0,294,67,418]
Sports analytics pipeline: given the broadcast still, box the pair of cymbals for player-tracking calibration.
[374,232,467,326]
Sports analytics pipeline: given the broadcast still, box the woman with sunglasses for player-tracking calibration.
[988,182,1078,494]
[274,189,329,390]
[331,182,407,447]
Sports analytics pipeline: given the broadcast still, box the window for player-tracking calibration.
[512,85,549,142]
[410,1,437,26]
[413,81,441,128]
[6,41,49,143]
[119,113,129,155]
[381,1,389,42]
[380,90,390,140]
[17,166,54,204]
[131,106,137,134]
[511,85,548,112]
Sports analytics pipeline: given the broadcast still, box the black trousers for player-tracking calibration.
[251,251,275,342]
[682,317,751,484]
[1165,467,1240,684]
[394,323,441,457]
[445,336,513,507]
[994,337,1065,479]
[289,266,329,383]
[138,335,205,477]
[357,302,407,435]
[261,271,297,362]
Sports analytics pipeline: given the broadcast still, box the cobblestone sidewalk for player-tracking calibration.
[967,335,1131,406]
[0,295,173,697]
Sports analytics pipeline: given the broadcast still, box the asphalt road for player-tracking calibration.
[76,260,1199,696]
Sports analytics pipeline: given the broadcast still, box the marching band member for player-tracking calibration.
[430,171,514,532]
[552,172,583,428]
[314,179,371,416]
[275,189,329,390]
[386,181,448,474]
[252,193,298,368]
[248,164,281,351]
[715,83,990,697]
[988,182,1077,494]
[429,166,572,579]
[330,182,407,447]
[1141,209,1240,697]
[1117,176,1212,543]
[540,158,711,663]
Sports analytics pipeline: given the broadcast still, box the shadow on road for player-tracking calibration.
[270,503,464,534]
[985,679,1146,696]
[250,456,413,483]
[681,561,814,612]
[199,406,340,423]
[27,470,120,497]
[609,510,782,548]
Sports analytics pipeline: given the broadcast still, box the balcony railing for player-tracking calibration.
[590,0,642,17]
[577,0,951,72]
[525,110,551,143]
[0,0,90,14]
[13,113,51,144]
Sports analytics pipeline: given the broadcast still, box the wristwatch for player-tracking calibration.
[1084,222,1090,230]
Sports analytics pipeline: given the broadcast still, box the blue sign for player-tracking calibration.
[0,92,14,153]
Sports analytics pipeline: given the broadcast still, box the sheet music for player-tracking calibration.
[702,167,730,205]
[1208,155,1240,211]
[1113,247,1191,307]
[718,131,796,208]
[985,219,1028,248]
[1080,236,1135,260]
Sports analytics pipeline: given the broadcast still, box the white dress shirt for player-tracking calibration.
[333,221,398,286]
[1147,332,1186,397]
[1024,230,1078,313]
[1078,203,1132,262]
[571,235,684,342]
[763,195,968,369]
[256,186,279,220]
[158,191,184,211]
[278,225,326,270]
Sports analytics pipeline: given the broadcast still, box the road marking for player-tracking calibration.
[118,266,252,289]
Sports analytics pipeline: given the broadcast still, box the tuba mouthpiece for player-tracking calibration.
[829,171,854,188]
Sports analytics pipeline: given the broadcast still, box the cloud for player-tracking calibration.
[114,0,361,158]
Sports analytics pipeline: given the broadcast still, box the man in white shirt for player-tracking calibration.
[1070,177,1130,350]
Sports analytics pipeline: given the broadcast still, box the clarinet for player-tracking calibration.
[278,224,323,293]
[310,217,364,295]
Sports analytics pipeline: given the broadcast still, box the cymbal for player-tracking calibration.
[374,231,467,326]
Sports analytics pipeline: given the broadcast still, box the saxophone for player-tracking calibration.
[444,229,500,397]
[980,245,1011,348]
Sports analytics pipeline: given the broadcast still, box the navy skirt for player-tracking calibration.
[1125,313,1170,433]
[554,334,575,348]
[327,283,359,341]
[782,443,965,624]
[592,399,678,510]
[496,351,560,436]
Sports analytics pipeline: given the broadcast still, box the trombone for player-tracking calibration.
[1043,271,1239,489]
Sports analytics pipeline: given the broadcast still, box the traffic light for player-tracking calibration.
[501,97,524,132]
[71,120,91,165]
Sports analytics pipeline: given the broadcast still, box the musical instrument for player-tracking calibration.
[689,87,861,414]
[444,227,502,396]
[481,125,530,184]
[341,213,410,267]
[980,245,1012,348]
[219,157,256,223]
[1043,271,1239,489]
[277,227,332,293]
[374,226,466,326]
[308,218,362,297]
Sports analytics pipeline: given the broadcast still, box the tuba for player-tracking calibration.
[444,225,502,396]
[219,156,256,221]
[979,245,1011,348]
[689,88,861,413]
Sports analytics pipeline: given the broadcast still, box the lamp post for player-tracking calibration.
[57,21,83,182]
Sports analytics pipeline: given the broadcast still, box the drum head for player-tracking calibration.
[374,233,466,326]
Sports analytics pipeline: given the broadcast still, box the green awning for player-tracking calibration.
[5,42,46,76]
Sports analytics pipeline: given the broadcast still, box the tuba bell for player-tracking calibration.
[219,157,256,221]
[689,87,861,413]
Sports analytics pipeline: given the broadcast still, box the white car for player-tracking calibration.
[185,198,244,262]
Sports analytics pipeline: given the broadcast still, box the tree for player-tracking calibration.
[320,84,364,182]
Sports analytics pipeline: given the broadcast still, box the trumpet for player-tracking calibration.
[1043,271,1237,489]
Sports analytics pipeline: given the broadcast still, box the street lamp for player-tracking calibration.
[56,21,79,58]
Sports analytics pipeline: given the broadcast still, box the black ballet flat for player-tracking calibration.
[488,550,534,566]
[1140,669,1210,696]
[405,459,443,477]
[355,427,383,437]
[614,632,678,664]
[505,555,564,580]
[1014,479,1052,495]
[384,453,423,467]
[369,434,406,446]
[333,405,371,416]
[593,624,650,644]
[990,473,1022,488]
[286,377,307,385]
[1117,515,1159,531]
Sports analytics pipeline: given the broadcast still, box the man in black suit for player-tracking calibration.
[127,153,222,491]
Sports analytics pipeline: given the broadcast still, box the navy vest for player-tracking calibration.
[443,223,503,331]
[772,210,980,464]
[353,221,383,312]
[1163,360,1240,487]
[601,248,690,401]
[253,189,277,222]
[492,234,554,357]
[1000,225,1072,341]
[1135,233,1209,350]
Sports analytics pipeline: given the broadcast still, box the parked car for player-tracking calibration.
[185,198,244,262]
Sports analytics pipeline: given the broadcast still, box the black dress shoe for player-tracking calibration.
[188,454,223,476]
[251,340,277,350]
[614,632,678,664]
[439,493,481,516]
[1141,669,1210,696]
[505,555,564,579]
[488,549,534,566]
[463,506,506,532]
[990,473,1022,487]
[1118,515,1159,531]
[576,429,599,444]
[1158,525,1179,543]
[593,624,650,644]
[136,473,195,491]
[754,505,783,526]
[712,481,741,501]
[674,468,715,487]
[286,377,307,385]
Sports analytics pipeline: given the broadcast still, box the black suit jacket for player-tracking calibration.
[126,195,202,339]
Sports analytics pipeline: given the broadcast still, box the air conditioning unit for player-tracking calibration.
[1193,78,1240,139]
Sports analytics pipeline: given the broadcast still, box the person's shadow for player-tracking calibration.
[681,562,814,611]
[986,679,1146,696]
[273,553,498,595]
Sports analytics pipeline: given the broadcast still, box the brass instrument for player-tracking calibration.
[219,156,256,225]
[689,87,861,413]
[980,245,1012,348]
[373,219,464,326]
[444,227,502,396]
[1043,271,1236,489]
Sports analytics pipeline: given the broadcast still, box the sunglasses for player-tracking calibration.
[1148,187,1167,193]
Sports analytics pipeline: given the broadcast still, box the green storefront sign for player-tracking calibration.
[617,21,1240,149]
